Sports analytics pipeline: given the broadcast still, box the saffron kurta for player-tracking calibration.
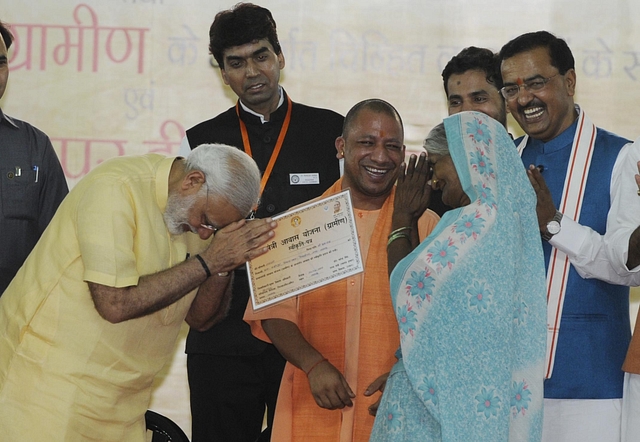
[245,179,439,442]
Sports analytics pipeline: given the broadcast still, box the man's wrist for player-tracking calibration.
[194,254,211,278]
[305,357,328,376]
[542,210,563,241]
[626,226,640,269]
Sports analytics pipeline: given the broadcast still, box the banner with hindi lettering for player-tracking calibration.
[2,0,639,435]
[2,0,640,189]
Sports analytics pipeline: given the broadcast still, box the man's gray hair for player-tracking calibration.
[185,144,261,216]
[423,123,449,157]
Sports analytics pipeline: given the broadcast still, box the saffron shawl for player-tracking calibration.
[370,112,546,442]
[290,179,402,441]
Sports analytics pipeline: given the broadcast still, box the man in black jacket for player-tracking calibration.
[179,4,343,441]
[0,20,68,295]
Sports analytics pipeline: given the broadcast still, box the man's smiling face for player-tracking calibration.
[446,69,507,127]
[337,108,405,204]
[501,46,577,142]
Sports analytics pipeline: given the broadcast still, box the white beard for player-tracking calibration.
[163,191,198,235]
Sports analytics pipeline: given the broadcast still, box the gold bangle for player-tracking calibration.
[388,226,412,239]
[387,232,411,247]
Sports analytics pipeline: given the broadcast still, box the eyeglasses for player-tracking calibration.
[200,185,218,233]
[500,74,558,100]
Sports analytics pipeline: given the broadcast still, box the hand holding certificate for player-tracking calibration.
[248,190,363,309]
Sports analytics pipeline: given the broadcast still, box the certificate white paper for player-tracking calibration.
[248,190,363,310]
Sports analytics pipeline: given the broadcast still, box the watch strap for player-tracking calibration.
[542,210,563,241]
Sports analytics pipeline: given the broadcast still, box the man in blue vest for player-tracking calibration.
[499,30,632,442]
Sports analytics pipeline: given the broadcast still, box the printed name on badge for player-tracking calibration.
[289,173,320,185]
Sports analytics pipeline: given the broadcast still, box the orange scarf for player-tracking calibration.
[290,179,400,441]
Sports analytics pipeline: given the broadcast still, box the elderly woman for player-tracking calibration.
[370,111,547,441]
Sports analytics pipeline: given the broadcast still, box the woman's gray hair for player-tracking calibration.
[423,122,449,156]
[185,144,261,216]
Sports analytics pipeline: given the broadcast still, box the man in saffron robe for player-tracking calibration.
[244,99,439,442]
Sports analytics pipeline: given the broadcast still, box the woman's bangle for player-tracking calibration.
[305,358,328,376]
[195,254,211,278]
[388,226,412,239]
[387,232,411,247]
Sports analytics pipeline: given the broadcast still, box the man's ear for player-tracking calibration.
[181,170,206,193]
[220,68,230,86]
[335,136,345,159]
[277,52,285,70]
[564,68,577,97]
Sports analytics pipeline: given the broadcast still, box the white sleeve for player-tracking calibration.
[548,140,640,286]
[178,136,192,158]
[604,140,640,281]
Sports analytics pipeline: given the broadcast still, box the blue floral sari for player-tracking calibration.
[370,112,546,442]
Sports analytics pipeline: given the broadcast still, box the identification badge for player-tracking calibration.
[289,173,320,185]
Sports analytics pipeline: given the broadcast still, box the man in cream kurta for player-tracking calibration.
[0,145,276,441]
[245,99,439,442]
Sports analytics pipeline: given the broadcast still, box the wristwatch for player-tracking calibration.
[542,210,563,241]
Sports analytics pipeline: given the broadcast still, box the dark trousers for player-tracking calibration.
[187,344,286,442]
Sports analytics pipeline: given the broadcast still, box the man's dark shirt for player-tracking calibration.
[185,91,343,355]
[0,111,68,294]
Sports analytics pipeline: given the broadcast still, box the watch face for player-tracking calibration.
[547,220,561,235]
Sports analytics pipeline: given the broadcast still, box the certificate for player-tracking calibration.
[248,190,363,310]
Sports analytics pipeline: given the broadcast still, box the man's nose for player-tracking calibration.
[461,101,475,112]
[245,60,259,77]
[516,86,534,106]
[370,142,390,162]
[198,227,215,240]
